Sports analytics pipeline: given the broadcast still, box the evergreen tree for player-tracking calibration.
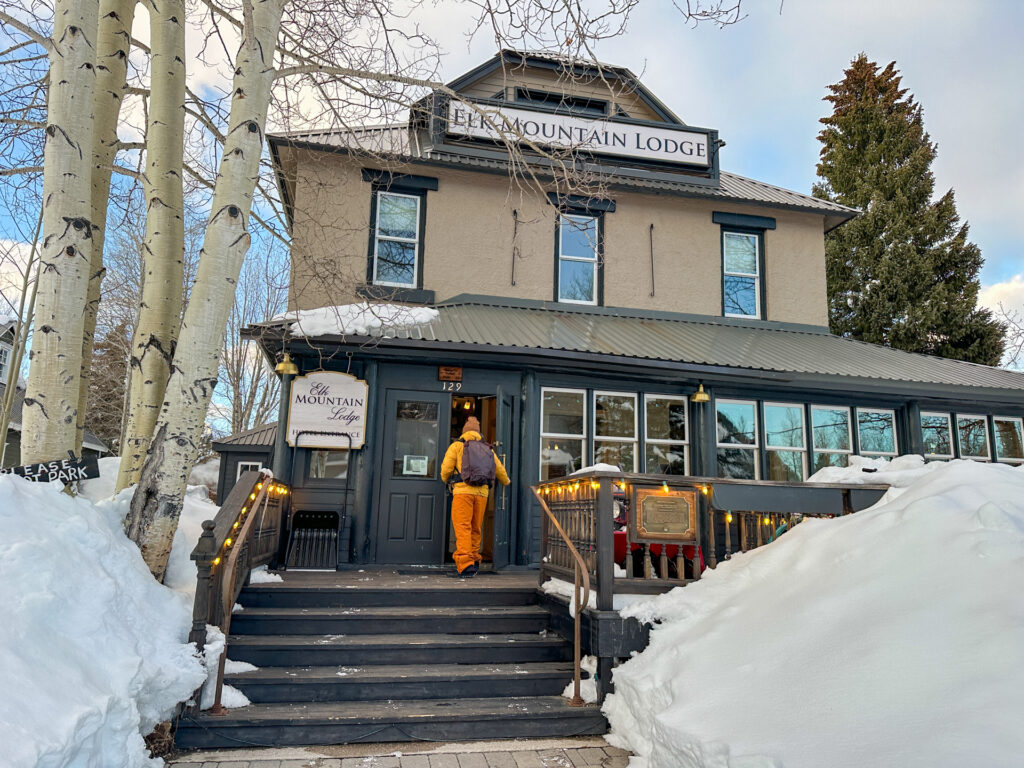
[814,54,1004,365]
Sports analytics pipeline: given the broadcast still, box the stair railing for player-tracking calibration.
[532,486,591,707]
[187,469,287,715]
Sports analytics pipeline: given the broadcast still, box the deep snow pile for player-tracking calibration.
[274,302,439,338]
[604,459,1024,768]
[0,475,207,768]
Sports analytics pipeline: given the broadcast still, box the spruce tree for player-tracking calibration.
[813,54,1004,365]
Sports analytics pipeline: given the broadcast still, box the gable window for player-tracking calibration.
[955,414,990,461]
[372,191,421,287]
[920,412,954,460]
[811,405,852,471]
[722,231,761,318]
[857,408,898,458]
[993,417,1024,464]
[557,214,600,304]
[645,395,688,475]
[515,88,608,117]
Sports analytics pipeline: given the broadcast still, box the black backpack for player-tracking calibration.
[458,439,497,486]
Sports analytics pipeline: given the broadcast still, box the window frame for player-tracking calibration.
[762,401,807,481]
[810,404,854,470]
[715,397,761,480]
[236,460,263,480]
[593,390,638,472]
[993,416,1024,464]
[0,344,8,383]
[304,449,352,482]
[643,394,689,475]
[555,212,603,306]
[856,407,899,458]
[369,189,423,289]
[540,386,587,480]
[721,228,764,320]
[954,413,991,461]
[920,411,955,460]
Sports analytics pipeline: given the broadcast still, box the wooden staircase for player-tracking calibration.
[175,573,606,749]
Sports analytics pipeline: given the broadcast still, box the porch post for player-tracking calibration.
[905,400,924,456]
[271,369,294,481]
[595,476,615,700]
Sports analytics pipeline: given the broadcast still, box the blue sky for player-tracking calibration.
[424,0,1024,299]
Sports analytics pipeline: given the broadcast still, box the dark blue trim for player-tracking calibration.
[356,285,436,304]
[546,192,616,213]
[361,168,439,191]
[713,211,777,230]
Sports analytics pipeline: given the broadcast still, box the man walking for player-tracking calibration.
[440,416,510,577]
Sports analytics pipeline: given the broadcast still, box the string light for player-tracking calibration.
[662,481,670,493]
[764,517,771,526]
[232,521,239,530]
[225,538,233,547]
[249,493,256,501]
[700,485,709,496]
[213,557,221,565]
[726,512,733,523]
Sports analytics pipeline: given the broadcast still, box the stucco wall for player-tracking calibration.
[284,149,830,327]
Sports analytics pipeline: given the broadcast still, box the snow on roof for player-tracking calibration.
[272,302,439,338]
[605,457,1024,767]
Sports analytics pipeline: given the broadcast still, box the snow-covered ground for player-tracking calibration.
[604,458,1024,768]
[0,459,228,767]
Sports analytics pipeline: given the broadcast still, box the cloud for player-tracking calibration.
[980,275,1024,319]
[0,239,34,319]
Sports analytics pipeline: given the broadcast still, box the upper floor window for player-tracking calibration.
[722,230,761,318]
[515,88,608,117]
[0,344,9,385]
[557,214,600,305]
[372,191,421,287]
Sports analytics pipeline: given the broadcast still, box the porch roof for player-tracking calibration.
[251,298,1024,403]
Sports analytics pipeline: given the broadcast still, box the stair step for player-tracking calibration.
[227,662,577,702]
[175,696,607,749]
[240,584,538,608]
[226,633,573,666]
[230,605,550,635]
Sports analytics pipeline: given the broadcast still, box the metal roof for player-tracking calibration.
[259,301,1024,399]
[269,128,857,228]
[213,422,277,449]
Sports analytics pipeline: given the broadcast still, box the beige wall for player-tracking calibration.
[284,149,830,327]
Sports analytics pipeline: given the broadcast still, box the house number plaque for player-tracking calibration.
[631,487,698,542]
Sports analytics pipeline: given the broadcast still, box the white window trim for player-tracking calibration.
[954,413,991,461]
[762,401,807,480]
[236,461,263,480]
[557,213,599,306]
[372,190,421,288]
[810,405,854,465]
[856,407,899,457]
[715,398,760,480]
[644,394,689,474]
[993,416,1024,464]
[593,390,638,472]
[722,230,761,319]
[540,387,587,478]
[920,411,955,459]
[0,343,9,382]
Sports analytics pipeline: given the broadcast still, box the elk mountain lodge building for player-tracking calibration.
[218,50,1024,573]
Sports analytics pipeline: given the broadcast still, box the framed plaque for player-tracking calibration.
[630,487,698,543]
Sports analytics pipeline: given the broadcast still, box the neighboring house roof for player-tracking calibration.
[213,422,277,451]
[268,127,858,230]
[252,298,1024,403]
[1,382,109,454]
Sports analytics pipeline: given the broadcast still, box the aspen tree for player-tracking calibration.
[21,0,100,463]
[116,0,186,492]
[127,0,285,576]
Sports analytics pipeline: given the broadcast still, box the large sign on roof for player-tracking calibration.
[445,101,711,168]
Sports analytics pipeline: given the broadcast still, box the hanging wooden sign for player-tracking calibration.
[287,371,368,449]
[438,366,463,382]
[1,453,101,483]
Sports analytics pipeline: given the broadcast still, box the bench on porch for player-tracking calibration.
[533,471,890,699]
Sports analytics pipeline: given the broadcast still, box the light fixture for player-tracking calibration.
[463,400,472,410]
[692,383,710,404]
[275,352,299,376]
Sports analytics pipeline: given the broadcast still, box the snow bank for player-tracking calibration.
[274,302,439,338]
[0,475,207,768]
[188,457,220,497]
[605,460,1024,768]
[570,463,623,475]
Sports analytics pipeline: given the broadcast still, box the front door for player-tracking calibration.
[375,390,449,564]
[490,386,515,569]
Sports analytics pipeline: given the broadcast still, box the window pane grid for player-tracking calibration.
[594,392,637,471]
[716,399,759,479]
[373,191,420,288]
[722,231,760,318]
[921,412,954,458]
[993,417,1024,463]
[763,402,806,480]
[541,387,586,480]
[955,414,990,460]
[856,408,898,457]
[558,214,599,304]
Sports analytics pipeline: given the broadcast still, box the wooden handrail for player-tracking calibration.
[532,486,591,707]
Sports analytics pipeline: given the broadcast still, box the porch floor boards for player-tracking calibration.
[265,568,539,589]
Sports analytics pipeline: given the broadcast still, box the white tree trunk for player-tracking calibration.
[127,0,285,578]
[22,0,100,464]
[116,0,185,492]
[76,0,138,455]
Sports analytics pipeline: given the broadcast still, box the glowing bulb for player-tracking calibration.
[241,507,247,514]
[700,485,709,496]
[463,401,472,410]
[249,493,256,500]
[225,538,233,547]
[213,557,221,565]
[764,517,771,526]
[232,522,239,529]
[726,513,733,523]
[590,481,599,490]
[256,482,263,490]
[662,482,669,493]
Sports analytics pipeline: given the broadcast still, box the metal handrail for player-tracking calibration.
[532,487,591,707]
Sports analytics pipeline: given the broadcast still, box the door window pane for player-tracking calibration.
[309,450,349,480]
[645,443,687,475]
[956,415,990,459]
[595,393,636,439]
[717,448,756,479]
[541,438,583,480]
[858,409,897,455]
[994,417,1024,462]
[768,450,805,482]
[764,404,805,448]
[812,407,851,452]
[716,400,757,445]
[595,440,635,472]
[542,389,585,435]
[921,412,953,458]
[392,400,438,477]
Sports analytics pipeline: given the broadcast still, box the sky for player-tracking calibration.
[417,0,1024,316]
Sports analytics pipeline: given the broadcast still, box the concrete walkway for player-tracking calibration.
[167,736,629,768]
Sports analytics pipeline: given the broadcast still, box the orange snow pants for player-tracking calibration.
[452,493,487,572]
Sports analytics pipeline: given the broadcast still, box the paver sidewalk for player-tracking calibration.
[167,736,629,768]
